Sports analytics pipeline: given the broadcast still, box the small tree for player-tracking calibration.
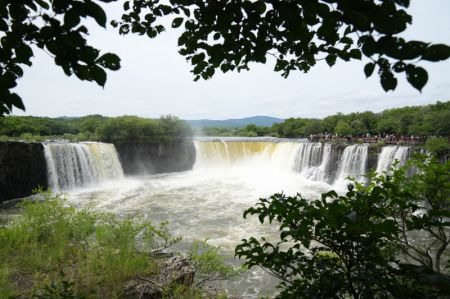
[188,240,244,288]
[235,155,450,298]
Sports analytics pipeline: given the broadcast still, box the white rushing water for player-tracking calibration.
[55,138,410,297]
[334,144,369,188]
[43,142,124,191]
[376,146,410,174]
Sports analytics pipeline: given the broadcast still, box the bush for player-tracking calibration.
[188,240,244,287]
[0,190,180,298]
[236,155,450,298]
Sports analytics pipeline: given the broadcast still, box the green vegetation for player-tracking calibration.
[0,190,244,298]
[0,190,179,298]
[188,240,244,287]
[425,136,450,158]
[3,1,450,115]
[0,115,192,142]
[201,125,270,138]
[235,155,450,298]
[201,101,450,138]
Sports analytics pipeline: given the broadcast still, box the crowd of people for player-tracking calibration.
[307,133,427,145]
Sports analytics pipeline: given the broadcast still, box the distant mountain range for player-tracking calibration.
[185,116,284,128]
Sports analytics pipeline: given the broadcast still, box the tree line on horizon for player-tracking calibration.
[0,101,448,142]
[0,115,192,142]
[202,101,450,138]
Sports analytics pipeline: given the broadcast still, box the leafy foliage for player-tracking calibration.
[235,155,450,298]
[188,240,244,287]
[116,0,449,91]
[1,0,121,115]
[0,189,180,298]
[425,136,450,158]
[0,114,193,141]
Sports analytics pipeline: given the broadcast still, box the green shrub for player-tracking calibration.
[0,190,179,298]
[236,155,450,298]
[188,240,244,287]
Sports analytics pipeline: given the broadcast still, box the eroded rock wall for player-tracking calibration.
[0,142,47,203]
[113,139,196,175]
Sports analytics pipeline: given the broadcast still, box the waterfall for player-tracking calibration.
[193,139,302,170]
[376,146,410,174]
[43,142,124,191]
[193,139,414,188]
[294,143,323,172]
[334,144,369,187]
[300,143,335,183]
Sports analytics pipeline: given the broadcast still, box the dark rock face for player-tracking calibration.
[113,139,196,175]
[367,145,382,172]
[0,142,47,203]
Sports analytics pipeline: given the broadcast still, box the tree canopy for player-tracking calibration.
[0,114,192,141]
[200,101,450,138]
[2,0,450,115]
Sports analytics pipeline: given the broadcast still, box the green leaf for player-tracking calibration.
[364,62,375,77]
[422,44,450,62]
[274,59,288,72]
[35,0,50,9]
[349,49,362,60]
[406,65,428,92]
[64,9,81,29]
[191,53,205,65]
[95,53,121,71]
[9,93,25,110]
[326,54,337,67]
[181,7,190,17]
[15,43,33,64]
[91,66,107,87]
[380,70,397,91]
[255,1,266,14]
[85,0,107,27]
[123,1,130,11]
[340,37,353,45]
[172,17,184,28]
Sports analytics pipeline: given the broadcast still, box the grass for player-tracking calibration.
[0,190,179,298]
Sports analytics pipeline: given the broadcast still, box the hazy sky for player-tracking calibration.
[12,0,450,120]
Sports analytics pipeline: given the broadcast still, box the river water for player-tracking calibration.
[63,138,336,297]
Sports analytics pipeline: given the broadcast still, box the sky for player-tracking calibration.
[12,0,450,120]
